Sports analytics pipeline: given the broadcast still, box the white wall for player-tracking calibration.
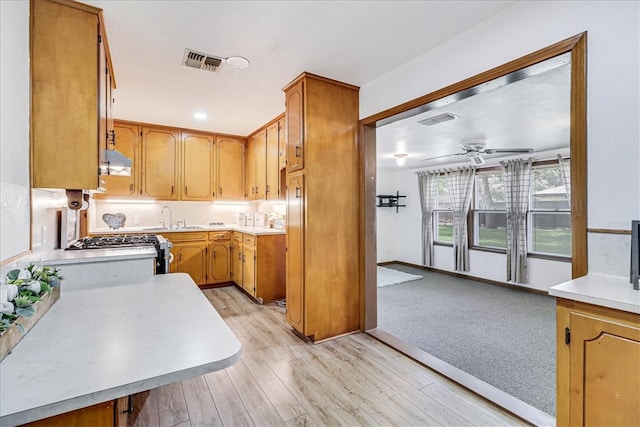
[0,1,31,262]
[364,1,640,279]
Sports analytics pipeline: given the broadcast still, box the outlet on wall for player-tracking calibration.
[41,225,47,245]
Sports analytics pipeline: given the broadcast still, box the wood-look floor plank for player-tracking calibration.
[257,345,351,426]
[130,286,527,427]
[239,344,307,422]
[129,390,159,427]
[226,358,287,426]
[155,382,189,427]
[203,370,254,427]
[181,375,223,427]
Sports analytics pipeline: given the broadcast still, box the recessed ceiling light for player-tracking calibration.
[193,112,207,120]
[225,56,250,69]
[394,153,408,167]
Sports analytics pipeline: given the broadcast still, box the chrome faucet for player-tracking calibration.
[161,205,172,230]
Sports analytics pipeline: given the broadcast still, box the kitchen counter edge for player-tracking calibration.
[549,273,640,314]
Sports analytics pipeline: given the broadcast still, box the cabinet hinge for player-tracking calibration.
[564,327,571,345]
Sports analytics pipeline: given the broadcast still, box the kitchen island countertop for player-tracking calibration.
[0,273,241,426]
[29,246,157,265]
[549,273,640,314]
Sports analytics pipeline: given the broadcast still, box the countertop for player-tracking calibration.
[549,274,640,314]
[30,247,157,265]
[91,225,286,236]
[0,273,242,426]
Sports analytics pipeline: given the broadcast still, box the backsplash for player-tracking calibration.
[89,199,286,230]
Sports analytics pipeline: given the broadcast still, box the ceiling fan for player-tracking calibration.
[420,139,534,166]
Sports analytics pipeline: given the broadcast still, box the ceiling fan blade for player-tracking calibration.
[420,152,465,162]
[483,148,534,154]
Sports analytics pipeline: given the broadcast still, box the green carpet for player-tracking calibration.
[377,264,556,416]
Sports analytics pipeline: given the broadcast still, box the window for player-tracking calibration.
[473,170,506,249]
[471,161,571,257]
[529,164,571,256]
[434,175,453,243]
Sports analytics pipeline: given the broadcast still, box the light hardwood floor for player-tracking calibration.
[128,286,528,426]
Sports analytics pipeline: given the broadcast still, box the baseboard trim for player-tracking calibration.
[378,261,550,296]
[367,328,556,427]
[198,282,233,290]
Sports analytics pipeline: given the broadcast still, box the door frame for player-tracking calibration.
[359,32,587,332]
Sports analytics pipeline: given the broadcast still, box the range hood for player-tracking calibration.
[100,149,132,176]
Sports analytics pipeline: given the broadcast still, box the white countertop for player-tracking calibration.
[0,273,242,426]
[549,274,640,314]
[91,225,286,236]
[30,247,157,265]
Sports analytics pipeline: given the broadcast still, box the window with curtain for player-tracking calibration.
[434,174,453,244]
[471,161,571,258]
[529,163,571,256]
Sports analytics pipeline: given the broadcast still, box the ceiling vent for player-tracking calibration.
[418,112,459,126]
[183,49,224,72]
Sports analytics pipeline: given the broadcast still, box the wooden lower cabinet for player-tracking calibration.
[230,232,285,303]
[22,396,130,427]
[167,232,208,285]
[556,298,640,427]
[208,231,231,283]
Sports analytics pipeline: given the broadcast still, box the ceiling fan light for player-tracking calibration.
[394,153,408,166]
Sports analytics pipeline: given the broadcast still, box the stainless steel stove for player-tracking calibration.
[66,234,173,274]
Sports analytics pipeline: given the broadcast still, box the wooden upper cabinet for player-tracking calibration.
[266,121,280,200]
[100,123,139,197]
[31,0,105,190]
[141,127,179,200]
[278,118,287,170]
[254,130,267,200]
[217,137,245,200]
[181,132,214,201]
[245,135,257,199]
[285,80,304,172]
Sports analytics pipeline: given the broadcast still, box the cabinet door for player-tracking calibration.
[285,173,305,331]
[243,245,256,297]
[141,127,179,199]
[217,137,245,200]
[569,312,640,427]
[266,122,280,200]
[31,0,100,190]
[245,135,257,199]
[182,132,214,201]
[278,118,287,170]
[285,80,304,172]
[231,233,244,286]
[102,123,139,197]
[209,242,231,283]
[254,130,267,200]
[173,243,207,285]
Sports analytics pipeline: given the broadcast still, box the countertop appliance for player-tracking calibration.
[66,234,173,274]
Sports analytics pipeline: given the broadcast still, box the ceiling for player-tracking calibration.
[376,53,572,170]
[86,1,516,136]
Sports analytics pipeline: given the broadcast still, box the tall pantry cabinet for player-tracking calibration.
[283,73,360,342]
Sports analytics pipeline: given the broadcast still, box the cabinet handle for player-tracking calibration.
[129,183,134,192]
[219,187,223,196]
[171,185,174,195]
[178,253,182,261]
[295,187,301,198]
[185,186,188,195]
[295,146,300,158]
[213,250,216,259]
[266,185,270,194]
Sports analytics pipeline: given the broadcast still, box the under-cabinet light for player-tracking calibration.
[212,201,251,205]
[104,199,156,204]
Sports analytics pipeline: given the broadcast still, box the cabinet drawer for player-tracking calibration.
[209,231,231,241]
[232,232,243,245]
[243,234,257,247]
[163,231,207,242]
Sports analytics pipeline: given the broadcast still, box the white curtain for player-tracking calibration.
[417,171,439,266]
[502,159,532,283]
[444,167,475,271]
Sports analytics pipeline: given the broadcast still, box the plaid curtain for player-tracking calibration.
[444,167,475,271]
[502,159,532,283]
[417,171,439,266]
